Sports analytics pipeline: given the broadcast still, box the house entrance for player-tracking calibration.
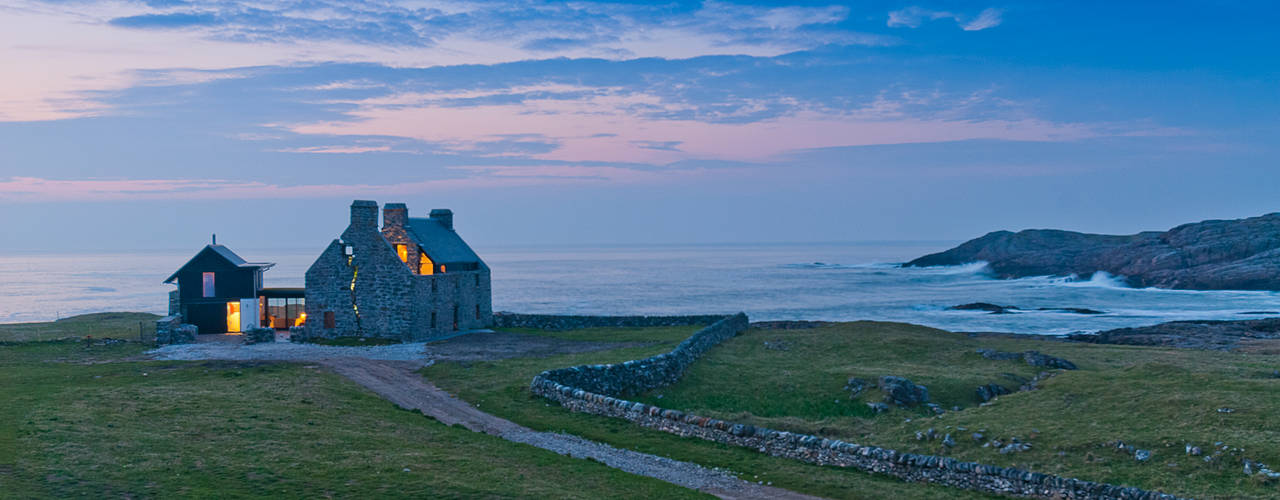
[226,301,242,333]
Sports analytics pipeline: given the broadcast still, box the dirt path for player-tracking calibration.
[321,358,821,500]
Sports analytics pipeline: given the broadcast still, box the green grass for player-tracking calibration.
[631,322,1280,499]
[0,338,706,499]
[0,312,159,342]
[423,325,989,499]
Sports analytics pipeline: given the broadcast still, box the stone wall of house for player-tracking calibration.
[302,200,493,342]
[529,314,1183,500]
[155,315,196,345]
[494,313,725,331]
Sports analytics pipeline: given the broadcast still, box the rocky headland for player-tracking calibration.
[905,213,1280,290]
[1068,317,1280,351]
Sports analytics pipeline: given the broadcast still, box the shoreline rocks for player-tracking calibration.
[905,212,1280,291]
[1068,317,1280,351]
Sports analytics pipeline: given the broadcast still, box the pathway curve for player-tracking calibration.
[321,358,821,500]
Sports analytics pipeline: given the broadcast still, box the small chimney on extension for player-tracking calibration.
[429,209,453,230]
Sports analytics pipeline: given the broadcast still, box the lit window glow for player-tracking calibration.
[395,244,408,263]
[419,253,434,275]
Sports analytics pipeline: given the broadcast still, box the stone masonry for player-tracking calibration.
[301,200,492,341]
[530,314,1185,500]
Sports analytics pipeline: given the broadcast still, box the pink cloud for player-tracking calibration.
[282,86,1117,164]
[0,165,728,202]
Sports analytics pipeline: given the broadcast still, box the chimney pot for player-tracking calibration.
[350,200,378,228]
[383,203,408,229]
[429,209,453,230]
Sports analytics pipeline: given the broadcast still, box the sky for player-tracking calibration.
[0,0,1277,252]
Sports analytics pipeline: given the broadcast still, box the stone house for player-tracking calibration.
[302,200,492,340]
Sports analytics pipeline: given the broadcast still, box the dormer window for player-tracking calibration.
[395,244,409,263]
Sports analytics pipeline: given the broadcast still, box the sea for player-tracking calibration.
[2,242,1277,335]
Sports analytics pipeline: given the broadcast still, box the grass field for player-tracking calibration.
[425,326,988,499]
[0,312,158,342]
[0,337,707,498]
[630,322,1280,499]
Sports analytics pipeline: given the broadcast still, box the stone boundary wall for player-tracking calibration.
[154,315,196,346]
[529,314,1183,500]
[493,312,726,332]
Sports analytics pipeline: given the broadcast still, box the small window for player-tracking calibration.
[475,304,481,320]
[395,244,408,263]
[202,272,215,297]
[452,305,459,330]
[430,311,437,329]
[431,279,437,293]
[343,245,353,256]
[440,264,446,273]
[475,274,480,286]
[324,311,335,329]
[419,252,434,275]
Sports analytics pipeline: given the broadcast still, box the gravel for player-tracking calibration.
[148,341,433,362]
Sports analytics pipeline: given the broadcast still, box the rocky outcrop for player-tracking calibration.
[1068,318,1280,351]
[878,376,930,407]
[906,213,1280,290]
[950,303,1104,315]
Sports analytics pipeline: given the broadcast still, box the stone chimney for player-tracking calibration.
[383,203,408,230]
[350,200,379,229]
[429,209,453,230]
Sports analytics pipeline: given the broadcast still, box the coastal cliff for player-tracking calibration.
[905,213,1280,290]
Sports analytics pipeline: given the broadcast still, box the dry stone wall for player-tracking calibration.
[529,314,1184,500]
[494,313,725,331]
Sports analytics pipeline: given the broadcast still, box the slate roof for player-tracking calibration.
[164,244,275,283]
[406,217,485,267]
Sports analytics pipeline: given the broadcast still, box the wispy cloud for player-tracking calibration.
[0,0,886,121]
[887,6,1003,31]
[0,165,719,202]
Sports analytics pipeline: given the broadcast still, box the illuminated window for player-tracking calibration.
[202,272,215,297]
[419,252,434,275]
[395,244,408,263]
[440,264,447,273]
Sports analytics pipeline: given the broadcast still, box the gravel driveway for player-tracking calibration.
[146,334,815,499]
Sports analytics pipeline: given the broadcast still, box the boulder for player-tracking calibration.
[844,377,869,397]
[976,383,1011,402]
[878,376,929,407]
[904,212,1280,291]
[1022,351,1077,370]
[244,327,275,345]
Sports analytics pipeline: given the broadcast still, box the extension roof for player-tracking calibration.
[163,244,276,283]
[406,217,485,266]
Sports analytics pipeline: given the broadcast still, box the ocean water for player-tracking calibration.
[1,242,1277,335]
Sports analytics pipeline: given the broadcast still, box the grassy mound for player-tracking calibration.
[633,322,1280,499]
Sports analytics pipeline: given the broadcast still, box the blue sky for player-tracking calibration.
[0,1,1277,251]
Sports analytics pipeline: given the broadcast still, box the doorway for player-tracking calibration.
[226,301,242,333]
